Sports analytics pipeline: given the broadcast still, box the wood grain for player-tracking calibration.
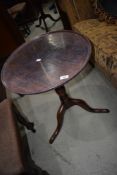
[2,30,91,95]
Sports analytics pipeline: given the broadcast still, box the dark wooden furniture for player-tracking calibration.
[56,0,94,28]
[0,99,50,175]
[0,2,25,102]
[0,2,25,58]
[1,30,109,144]
[0,2,35,129]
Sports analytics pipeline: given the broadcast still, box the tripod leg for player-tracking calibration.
[49,104,65,144]
[36,16,42,27]
[45,14,60,22]
[71,99,110,113]
[42,17,49,32]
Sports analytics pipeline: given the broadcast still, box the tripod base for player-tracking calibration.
[35,2,60,32]
[36,14,60,32]
[49,86,109,144]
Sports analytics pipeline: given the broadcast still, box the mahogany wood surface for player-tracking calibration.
[49,86,109,144]
[1,30,110,144]
[1,30,91,95]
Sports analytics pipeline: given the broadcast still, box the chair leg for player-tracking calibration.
[12,103,36,132]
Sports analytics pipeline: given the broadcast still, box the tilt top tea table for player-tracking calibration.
[1,30,109,144]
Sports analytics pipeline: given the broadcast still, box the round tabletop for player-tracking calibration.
[1,30,91,95]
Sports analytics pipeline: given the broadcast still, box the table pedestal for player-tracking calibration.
[49,86,109,144]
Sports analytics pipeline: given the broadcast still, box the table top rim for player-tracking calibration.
[1,30,92,95]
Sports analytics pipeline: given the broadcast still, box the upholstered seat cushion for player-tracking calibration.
[73,19,117,87]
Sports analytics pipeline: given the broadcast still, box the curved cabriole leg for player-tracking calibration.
[49,85,109,144]
[71,99,110,113]
[49,104,65,144]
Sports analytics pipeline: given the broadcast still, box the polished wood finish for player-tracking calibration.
[74,0,94,20]
[2,30,91,94]
[56,0,72,30]
[49,86,109,144]
[57,0,95,28]
[58,0,78,26]
[2,31,109,144]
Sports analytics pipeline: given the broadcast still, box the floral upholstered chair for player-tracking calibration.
[73,0,117,88]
